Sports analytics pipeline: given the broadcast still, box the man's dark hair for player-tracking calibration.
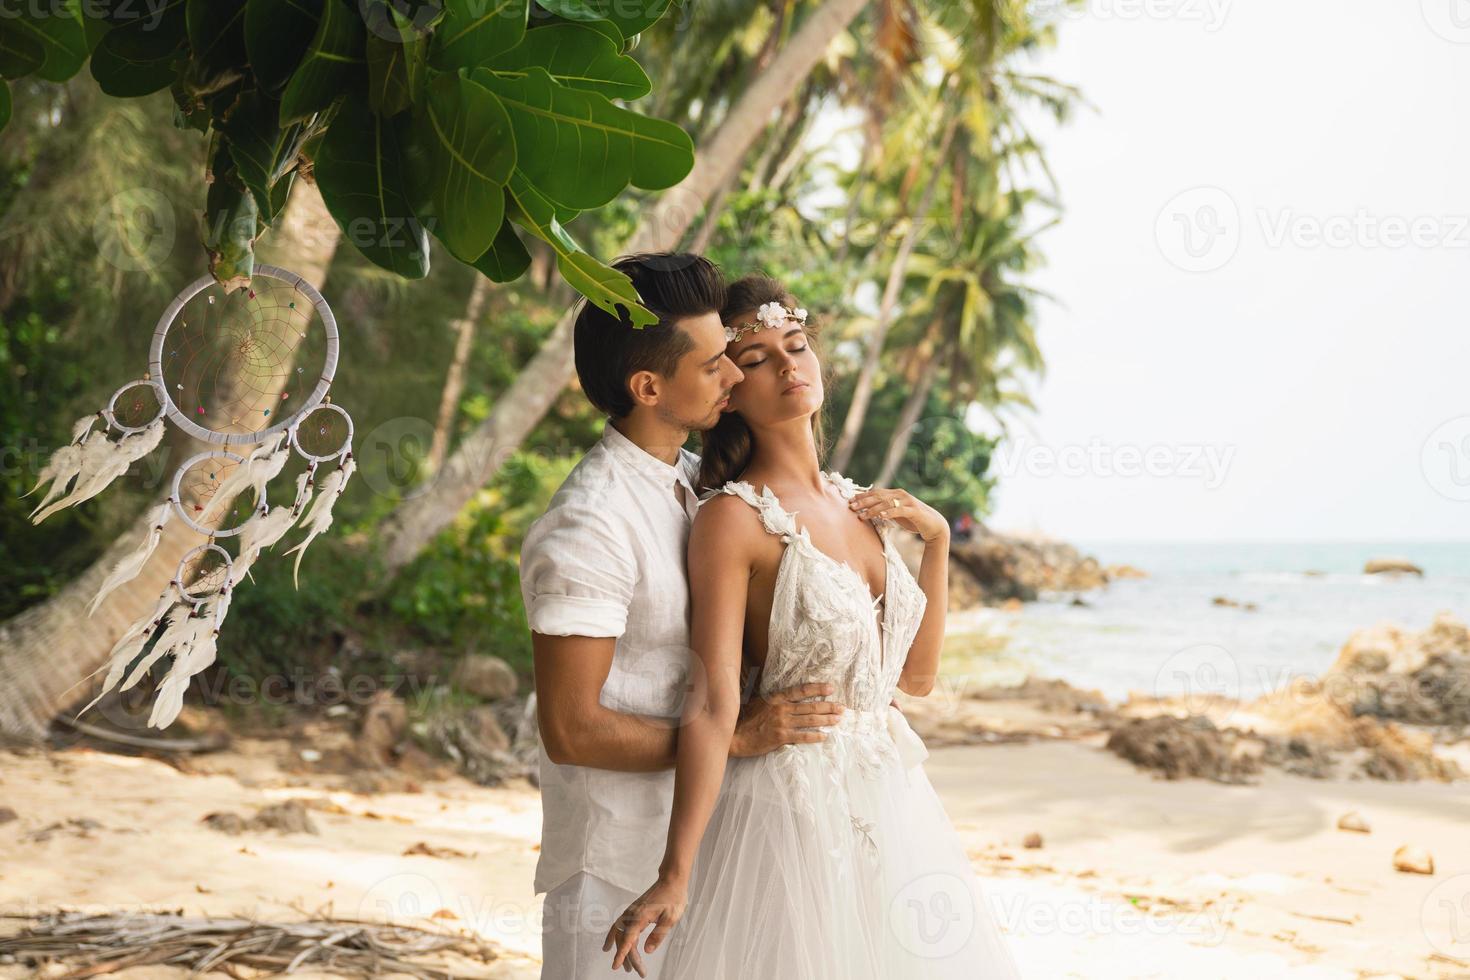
[573,252,727,419]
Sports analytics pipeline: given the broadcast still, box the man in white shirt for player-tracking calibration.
[520,253,847,979]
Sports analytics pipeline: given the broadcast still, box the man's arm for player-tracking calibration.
[533,632,678,771]
[533,632,844,770]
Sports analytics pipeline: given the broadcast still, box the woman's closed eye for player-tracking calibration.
[740,344,808,368]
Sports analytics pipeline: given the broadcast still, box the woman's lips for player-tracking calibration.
[782,381,809,394]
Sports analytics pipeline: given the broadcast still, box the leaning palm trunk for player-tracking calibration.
[0,179,342,740]
[874,344,943,487]
[426,276,492,474]
[376,0,873,575]
[830,109,960,472]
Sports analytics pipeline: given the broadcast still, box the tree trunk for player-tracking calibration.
[874,344,942,487]
[0,177,343,740]
[376,0,872,575]
[426,276,491,474]
[830,107,959,472]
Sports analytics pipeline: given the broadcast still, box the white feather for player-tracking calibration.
[200,433,290,522]
[237,502,302,564]
[87,500,173,616]
[70,411,103,445]
[149,609,220,729]
[119,603,196,692]
[281,466,346,589]
[72,592,180,719]
[30,417,165,524]
[23,437,88,505]
[290,466,315,514]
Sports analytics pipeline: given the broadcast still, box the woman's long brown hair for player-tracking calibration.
[696,275,829,494]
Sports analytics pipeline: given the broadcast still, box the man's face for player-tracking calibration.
[654,312,745,432]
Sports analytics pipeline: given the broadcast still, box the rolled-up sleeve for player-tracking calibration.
[520,501,636,638]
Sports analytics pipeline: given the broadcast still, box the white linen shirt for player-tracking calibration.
[519,419,702,896]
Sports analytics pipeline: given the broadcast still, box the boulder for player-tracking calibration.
[1392,844,1434,875]
[1364,557,1423,576]
[1322,612,1470,726]
[946,528,1111,605]
[452,655,519,701]
[356,691,408,767]
[1104,715,1263,784]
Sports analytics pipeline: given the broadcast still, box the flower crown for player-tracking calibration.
[725,300,808,343]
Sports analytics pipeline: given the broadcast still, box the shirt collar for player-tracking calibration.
[601,418,698,494]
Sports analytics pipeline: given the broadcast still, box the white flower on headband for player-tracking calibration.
[725,301,809,343]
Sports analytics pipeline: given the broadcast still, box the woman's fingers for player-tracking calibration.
[610,909,653,973]
[645,912,677,954]
[790,700,843,715]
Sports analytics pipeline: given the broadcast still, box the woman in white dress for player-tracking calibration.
[605,275,1021,978]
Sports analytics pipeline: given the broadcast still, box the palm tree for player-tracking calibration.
[375,0,875,575]
[872,186,1048,486]
[829,0,1079,471]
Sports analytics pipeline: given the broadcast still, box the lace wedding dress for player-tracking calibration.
[658,471,1021,978]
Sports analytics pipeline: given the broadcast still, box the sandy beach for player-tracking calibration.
[2,702,1465,979]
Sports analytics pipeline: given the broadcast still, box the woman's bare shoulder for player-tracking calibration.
[692,488,764,540]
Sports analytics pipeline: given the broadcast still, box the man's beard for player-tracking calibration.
[657,400,725,434]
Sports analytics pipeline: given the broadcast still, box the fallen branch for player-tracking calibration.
[53,716,228,753]
[0,909,502,979]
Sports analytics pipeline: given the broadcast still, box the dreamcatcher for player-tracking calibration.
[24,264,356,730]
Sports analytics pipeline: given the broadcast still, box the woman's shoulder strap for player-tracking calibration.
[710,480,799,543]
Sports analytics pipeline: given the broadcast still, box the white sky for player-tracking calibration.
[972,0,1470,541]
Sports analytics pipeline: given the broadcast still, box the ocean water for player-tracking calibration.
[941,540,1470,703]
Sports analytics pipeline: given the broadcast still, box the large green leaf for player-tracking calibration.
[316,95,430,278]
[365,5,427,116]
[471,216,531,282]
[505,173,654,327]
[12,0,90,81]
[187,0,247,76]
[0,24,45,80]
[245,0,322,94]
[278,0,365,126]
[404,68,516,263]
[483,21,648,100]
[533,0,672,42]
[469,66,691,210]
[264,167,296,224]
[88,0,188,97]
[217,89,310,213]
[430,0,527,71]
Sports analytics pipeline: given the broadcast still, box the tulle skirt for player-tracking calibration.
[658,706,1021,978]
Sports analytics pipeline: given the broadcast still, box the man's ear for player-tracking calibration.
[627,369,661,410]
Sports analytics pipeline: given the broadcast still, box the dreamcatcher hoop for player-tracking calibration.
[173,542,234,609]
[170,449,267,537]
[289,402,354,463]
[147,263,340,446]
[102,378,167,436]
